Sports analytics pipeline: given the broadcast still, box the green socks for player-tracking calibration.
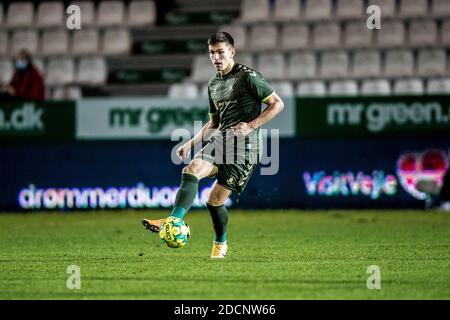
[207,203,229,243]
[170,173,199,219]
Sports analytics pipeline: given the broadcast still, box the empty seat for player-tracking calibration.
[236,53,254,68]
[297,81,326,96]
[431,0,450,17]
[441,19,450,45]
[361,79,391,95]
[240,0,270,23]
[273,0,301,21]
[399,0,428,17]
[191,55,215,82]
[41,30,69,56]
[102,29,131,55]
[249,25,278,51]
[168,83,199,99]
[344,21,373,48]
[367,0,396,18]
[200,83,209,98]
[219,24,247,50]
[384,49,414,77]
[287,52,317,79]
[0,59,13,84]
[45,58,75,85]
[97,1,125,26]
[393,78,424,95]
[312,22,341,48]
[52,86,82,100]
[256,53,285,80]
[270,81,294,97]
[408,20,438,46]
[70,1,95,26]
[376,21,405,47]
[320,51,349,78]
[6,2,34,27]
[281,24,309,50]
[127,0,156,26]
[336,0,364,19]
[305,0,331,20]
[352,50,381,77]
[33,58,45,75]
[417,49,447,76]
[11,30,39,55]
[37,2,64,27]
[77,57,107,85]
[427,78,450,94]
[0,31,8,56]
[72,29,99,55]
[329,80,359,96]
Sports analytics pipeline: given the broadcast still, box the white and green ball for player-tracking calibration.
[159,217,190,248]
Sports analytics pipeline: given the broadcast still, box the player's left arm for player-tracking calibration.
[232,92,284,136]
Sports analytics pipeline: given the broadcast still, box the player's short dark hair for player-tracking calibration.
[207,32,234,47]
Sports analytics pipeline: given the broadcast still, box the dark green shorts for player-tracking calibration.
[193,138,260,194]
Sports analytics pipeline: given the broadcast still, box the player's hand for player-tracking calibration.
[232,122,254,136]
[176,142,192,160]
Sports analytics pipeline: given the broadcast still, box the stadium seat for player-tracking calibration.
[240,0,270,23]
[102,29,131,55]
[256,53,285,80]
[336,0,364,19]
[46,58,75,85]
[296,81,327,96]
[168,83,199,99]
[431,0,450,17]
[384,49,414,77]
[0,31,8,56]
[77,57,107,85]
[72,29,100,55]
[273,0,301,21]
[97,0,125,26]
[220,24,247,50]
[127,0,156,26]
[270,81,294,97]
[200,83,208,98]
[408,20,438,47]
[344,21,373,48]
[52,86,83,100]
[417,49,447,76]
[399,0,428,17]
[328,80,359,96]
[352,50,381,77]
[427,78,450,94]
[280,24,309,50]
[191,55,215,82]
[360,79,391,96]
[320,51,349,78]
[440,19,450,46]
[11,30,39,55]
[33,58,45,75]
[312,22,341,48]
[249,25,278,51]
[0,59,13,84]
[287,52,317,79]
[304,0,332,20]
[366,0,396,18]
[376,21,405,47]
[236,53,254,68]
[6,2,34,27]
[71,1,95,26]
[41,30,69,56]
[393,78,424,95]
[37,2,64,27]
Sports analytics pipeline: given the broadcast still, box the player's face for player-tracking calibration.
[209,42,235,73]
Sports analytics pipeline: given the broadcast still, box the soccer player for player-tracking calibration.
[142,32,284,258]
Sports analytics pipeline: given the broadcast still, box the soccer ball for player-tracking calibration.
[159,217,190,248]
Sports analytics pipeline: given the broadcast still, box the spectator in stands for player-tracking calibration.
[2,49,45,101]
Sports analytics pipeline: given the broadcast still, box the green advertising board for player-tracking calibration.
[0,101,75,140]
[296,96,450,137]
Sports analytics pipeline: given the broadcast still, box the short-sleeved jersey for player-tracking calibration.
[207,63,274,148]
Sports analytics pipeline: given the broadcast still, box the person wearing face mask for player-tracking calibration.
[1,49,46,101]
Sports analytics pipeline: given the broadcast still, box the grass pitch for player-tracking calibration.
[0,210,449,300]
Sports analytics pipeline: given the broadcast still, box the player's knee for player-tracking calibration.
[206,199,225,207]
